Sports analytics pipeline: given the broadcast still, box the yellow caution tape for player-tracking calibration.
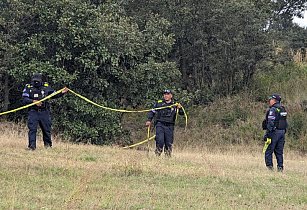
[123,135,156,149]
[68,88,179,113]
[0,87,187,120]
[262,138,271,153]
[68,88,188,129]
[124,125,154,150]
[124,107,188,148]
[0,87,188,148]
[0,88,65,116]
[181,106,188,131]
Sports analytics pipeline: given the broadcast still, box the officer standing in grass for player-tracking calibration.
[22,73,68,150]
[146,89,184,157]
[262,94,288,172]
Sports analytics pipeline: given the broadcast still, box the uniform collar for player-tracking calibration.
[270,102,281,108]
[163,99,173,103]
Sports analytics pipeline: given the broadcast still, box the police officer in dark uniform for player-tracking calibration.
[22,73,68,150]
[262,94,288,172]
[146,89,184,157]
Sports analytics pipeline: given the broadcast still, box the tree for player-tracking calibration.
[269,0,307,30]
[1,0,180,144]
[125,0,272,98]
[0,0,27,116]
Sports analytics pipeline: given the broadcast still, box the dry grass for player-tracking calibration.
[0,122,306,209]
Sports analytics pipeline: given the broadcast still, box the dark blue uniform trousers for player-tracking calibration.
[265,130,285,169]
[155,122,174,156]
[27,109,52,149]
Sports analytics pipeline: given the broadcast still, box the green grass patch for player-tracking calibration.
[0,140,306,209]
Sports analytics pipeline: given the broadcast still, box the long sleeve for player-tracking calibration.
[46,88,64,99]
[22,86,33,105]
[147,103,158,121]
[267,107,277,133]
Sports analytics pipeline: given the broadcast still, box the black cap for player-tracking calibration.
[31,73,43,82]
[269,94,281,102]
[163,89,172,94]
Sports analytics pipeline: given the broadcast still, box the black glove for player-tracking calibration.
[262,119,267,130]
[263,133,268,141]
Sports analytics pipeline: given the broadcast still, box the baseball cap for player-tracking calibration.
[163,89,172,94]
[269,94,281,102]
[31,73,43,82]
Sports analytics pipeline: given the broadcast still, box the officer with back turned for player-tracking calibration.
[22,73,68,150]
[262,94,288,172]
[146,89,184,157]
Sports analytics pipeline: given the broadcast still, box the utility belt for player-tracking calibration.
[274,128,286,131]
[156,121,174,126]
[262,120,287,130]
[30,107,48,112]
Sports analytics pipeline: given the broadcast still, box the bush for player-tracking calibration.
[287,112,307,153]
[287,112,306,139]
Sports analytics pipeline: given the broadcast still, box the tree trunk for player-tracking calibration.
[178,38,188,89]
[4,73,9,112]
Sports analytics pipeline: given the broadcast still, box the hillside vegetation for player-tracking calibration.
[0,123,306,209]
[123,64,307,152]
[1,0,307,144]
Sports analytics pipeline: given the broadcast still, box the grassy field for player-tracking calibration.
[0,123,306,209]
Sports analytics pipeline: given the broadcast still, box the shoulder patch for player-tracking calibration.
[26,84,32,88]
[43,82,49,87]
[157,100,163,103]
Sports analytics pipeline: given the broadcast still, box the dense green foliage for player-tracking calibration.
[0,0,179,144]
[1,0,307,144]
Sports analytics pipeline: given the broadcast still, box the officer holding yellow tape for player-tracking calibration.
[22,73,68,150]
[262,94,288,172]
[146,89,184,157]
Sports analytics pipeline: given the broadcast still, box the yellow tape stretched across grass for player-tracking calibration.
[123,135,156,149]
[123,125,155,149]
[0,88,66,116]
[0,87,188,148]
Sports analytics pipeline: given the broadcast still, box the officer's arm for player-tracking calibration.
[147,103,158,122]
[266,107,277,137]
[22,86,33,105]
[47,87,65,99]
[175,103,184,115]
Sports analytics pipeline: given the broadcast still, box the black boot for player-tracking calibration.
[155,148,162,156]
[165,150,172,158]
[277,166,283,172]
